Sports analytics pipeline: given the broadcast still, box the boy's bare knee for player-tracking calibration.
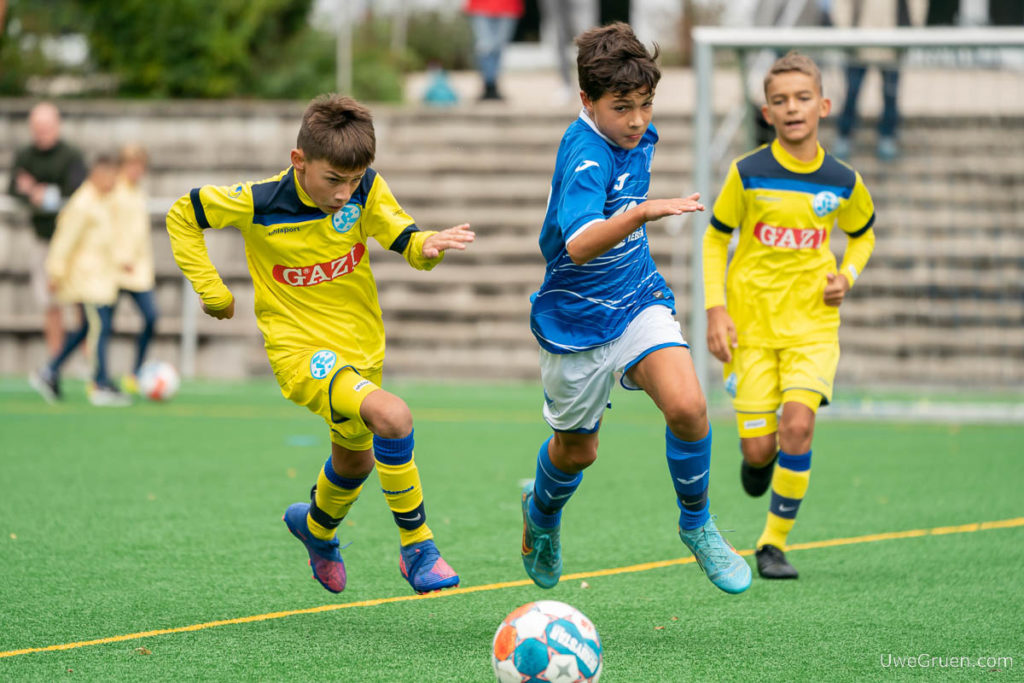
[551,435,599,472]
[665,399,708,442]
[360,391,413,439]
[741,436,778,467]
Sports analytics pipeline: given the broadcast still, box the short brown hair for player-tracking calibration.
[764,51,823,97]
[296,94,375,169]
[576,22,661,102]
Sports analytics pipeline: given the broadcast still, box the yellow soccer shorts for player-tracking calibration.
[723,341,840,438]
[273,348,382,450]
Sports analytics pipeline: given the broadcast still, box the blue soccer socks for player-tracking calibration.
[758,449,812,551]
[374,431,433,546]
[283,502,347,593]
[529,437,582,529]
[307,456,368,541]
[665,426,712,530]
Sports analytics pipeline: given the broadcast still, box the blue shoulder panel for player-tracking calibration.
[349,168,377,207]
[737,147,857,199]
[252,167,327,227]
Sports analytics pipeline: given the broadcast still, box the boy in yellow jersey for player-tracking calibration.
[166,94,475,594]
[703,52,876,579]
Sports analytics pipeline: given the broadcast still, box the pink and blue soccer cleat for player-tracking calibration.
[399,539,460,594]
[283,502,347,593]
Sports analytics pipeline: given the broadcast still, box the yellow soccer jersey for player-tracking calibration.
[705,140,875,347]
[166,166,441,369]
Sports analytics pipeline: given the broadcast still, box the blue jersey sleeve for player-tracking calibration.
[557,143,614,243]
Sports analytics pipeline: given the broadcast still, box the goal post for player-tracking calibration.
[687,25,1024,394]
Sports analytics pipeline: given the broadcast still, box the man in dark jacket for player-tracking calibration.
[8,102,87,354]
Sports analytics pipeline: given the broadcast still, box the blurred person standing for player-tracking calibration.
[110,144,159,393]
[7,102,87,354]
[464,0,525,101]
[29,156,129,407]
[831,0,926,160]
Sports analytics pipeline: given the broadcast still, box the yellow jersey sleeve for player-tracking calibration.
[836,171,875,236]
[363,174,443,271]
[166,181,257,311]
[709,161,746,234]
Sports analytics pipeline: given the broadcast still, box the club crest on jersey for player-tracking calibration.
[812,190,839,217]
[310,350,337,379]
[272,243,366,287]
[228,184,244,198]
[333,204,361,233]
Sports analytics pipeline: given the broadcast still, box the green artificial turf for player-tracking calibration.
[1,378,1021,681]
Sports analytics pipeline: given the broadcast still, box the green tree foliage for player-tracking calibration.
[79,0,314,97]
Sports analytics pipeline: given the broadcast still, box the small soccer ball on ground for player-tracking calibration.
[492,600,603,682]
[137,361,180,401]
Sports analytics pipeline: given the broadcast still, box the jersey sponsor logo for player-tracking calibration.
[574,160,600,173]
[268,226,301,236]
[332,204,361,233]
[272,243,366,287]
[613,172,631,191]
[352,379,372,392]
[753,222,825,250]
[812,190,840,217]
[309,350,337,379]
[743,417,768,430]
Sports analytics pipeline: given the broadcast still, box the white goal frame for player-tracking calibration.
[686,26,1024,392]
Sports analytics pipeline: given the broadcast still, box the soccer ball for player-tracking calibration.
[137,360,180,401]
[492,600,603,682]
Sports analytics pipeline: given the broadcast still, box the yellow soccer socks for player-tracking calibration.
[757,450,811,550]
[373,431,433,546]
[307,456,369,541]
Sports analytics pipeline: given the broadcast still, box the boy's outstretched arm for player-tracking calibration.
[166,193,235,320]
[566,194,704,265]
[421,223,475,259]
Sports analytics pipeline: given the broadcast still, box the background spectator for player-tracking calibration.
[7,102,87,354]
[111,144,159,393]
[464,0,525,101]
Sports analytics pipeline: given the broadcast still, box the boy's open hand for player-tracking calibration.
[422,223,475,259]
[643,193,705,222]
[706,305,737,363]
[824,272,851,307]
[202,298,234,320]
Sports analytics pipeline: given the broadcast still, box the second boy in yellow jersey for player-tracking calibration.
[703,52,876,579]
[167,95,475,595]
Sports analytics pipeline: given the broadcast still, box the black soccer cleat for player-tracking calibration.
[756,544,799,580]
[740,454,777,497]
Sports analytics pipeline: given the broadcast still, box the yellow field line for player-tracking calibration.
[2,516,1021,659]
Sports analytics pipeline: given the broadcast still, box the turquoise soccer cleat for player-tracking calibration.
[678,516,752,594]
[520,483,562,589]
[399,539,460,594]
[283,502,347,593]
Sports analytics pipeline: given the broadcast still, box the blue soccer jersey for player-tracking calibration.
[530,112,673,354]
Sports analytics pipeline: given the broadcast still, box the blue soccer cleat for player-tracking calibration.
[520,483,562,589]
[678,516,752,594]
[283,502,347,593]
[399,539,460,594]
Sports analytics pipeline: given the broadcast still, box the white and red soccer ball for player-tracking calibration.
[492,600,603,682]
[137,360,180,401]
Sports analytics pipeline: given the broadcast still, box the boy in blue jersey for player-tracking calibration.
[704,52,876,579]
[521,22,751,595]
[166,95,475,595]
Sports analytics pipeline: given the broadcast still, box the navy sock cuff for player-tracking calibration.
[778,449,811,472]
[666,424,712,455]
[322,457,369,489]
[373,431,415,465]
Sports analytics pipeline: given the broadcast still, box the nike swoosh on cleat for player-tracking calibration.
[676,469,709,485]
